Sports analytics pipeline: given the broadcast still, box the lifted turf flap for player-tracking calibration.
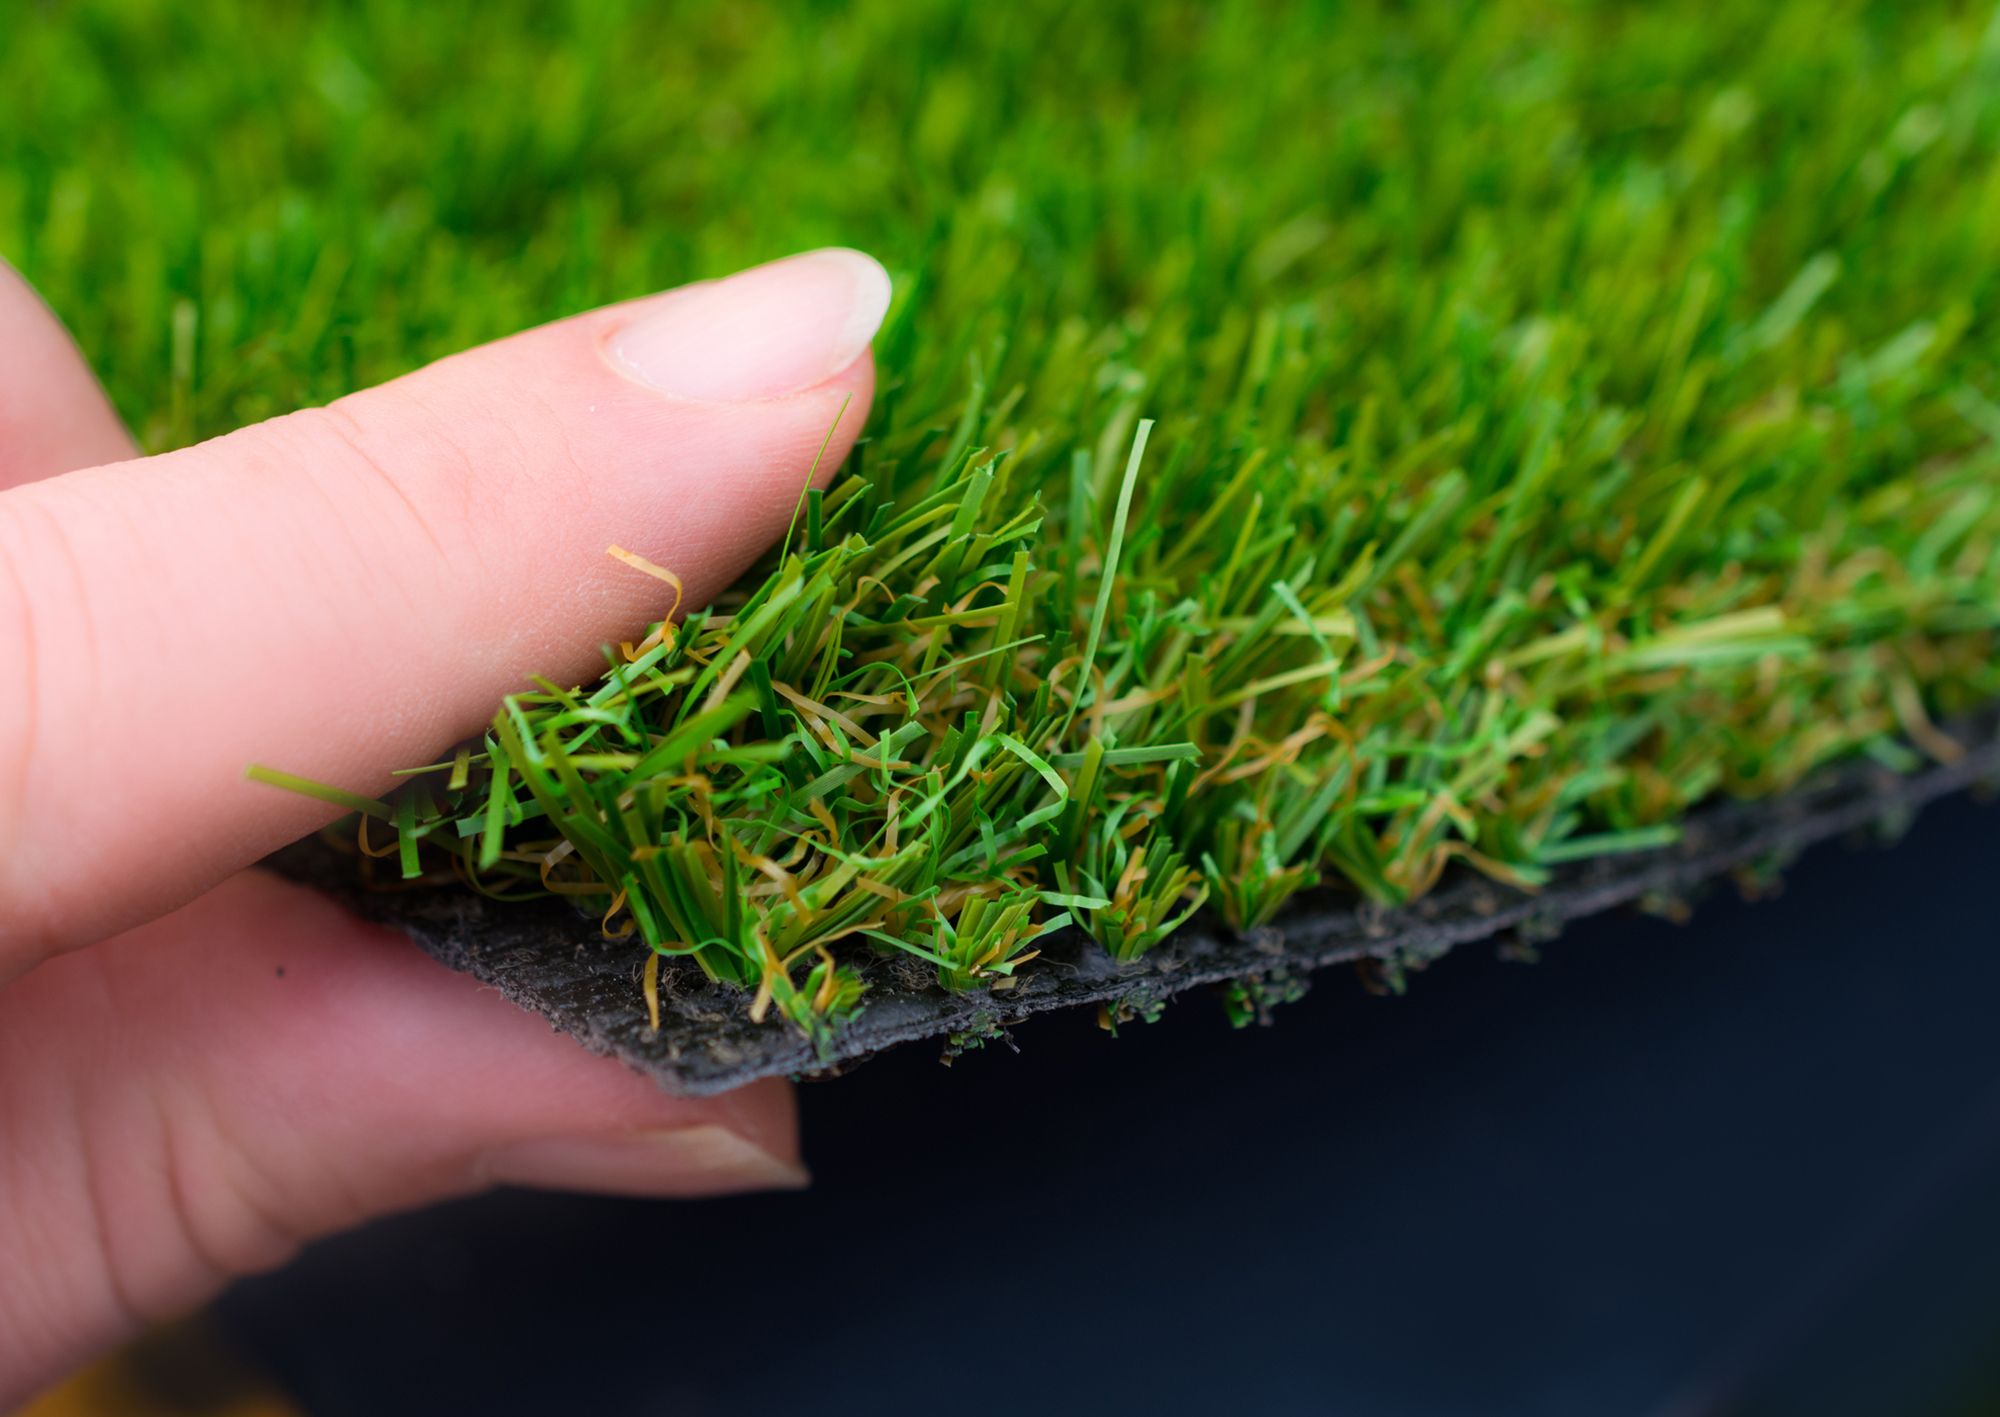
[275,717,2000,1096]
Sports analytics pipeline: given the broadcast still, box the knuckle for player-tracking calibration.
[146,1081,307,1287]
[71,1079,306,1333]
[0,515,38,868]
[283,402,465,567]
[0,495,98,962]
[275,385,572,590]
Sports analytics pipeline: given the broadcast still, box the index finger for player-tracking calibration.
[0,249,889,974]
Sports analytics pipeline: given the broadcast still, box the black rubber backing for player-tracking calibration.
[271,718,2000,1096]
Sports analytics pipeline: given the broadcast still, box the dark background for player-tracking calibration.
[215,794,2000,1417]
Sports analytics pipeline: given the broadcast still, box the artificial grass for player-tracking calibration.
[278,718,2000,1092]
[11,1,2000,1040]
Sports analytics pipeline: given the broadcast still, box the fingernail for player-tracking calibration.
[607,248,891,402]
[476,1124,810,1198]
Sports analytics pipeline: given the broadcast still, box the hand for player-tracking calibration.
[0,247,889,1404]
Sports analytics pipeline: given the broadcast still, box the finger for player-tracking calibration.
[0,871,803,1405]
[0,248,888,969]
[0,259,136,487]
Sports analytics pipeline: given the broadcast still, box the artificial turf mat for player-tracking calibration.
[274,713,2000,1093]
[12,1,2000,1062]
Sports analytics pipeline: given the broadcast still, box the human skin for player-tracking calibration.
[0,247,890,1405]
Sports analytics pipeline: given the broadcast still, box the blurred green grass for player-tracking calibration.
[12,1,1995,447]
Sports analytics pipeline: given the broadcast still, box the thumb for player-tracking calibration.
[0,872,805,1406]
[0,249,888,966]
